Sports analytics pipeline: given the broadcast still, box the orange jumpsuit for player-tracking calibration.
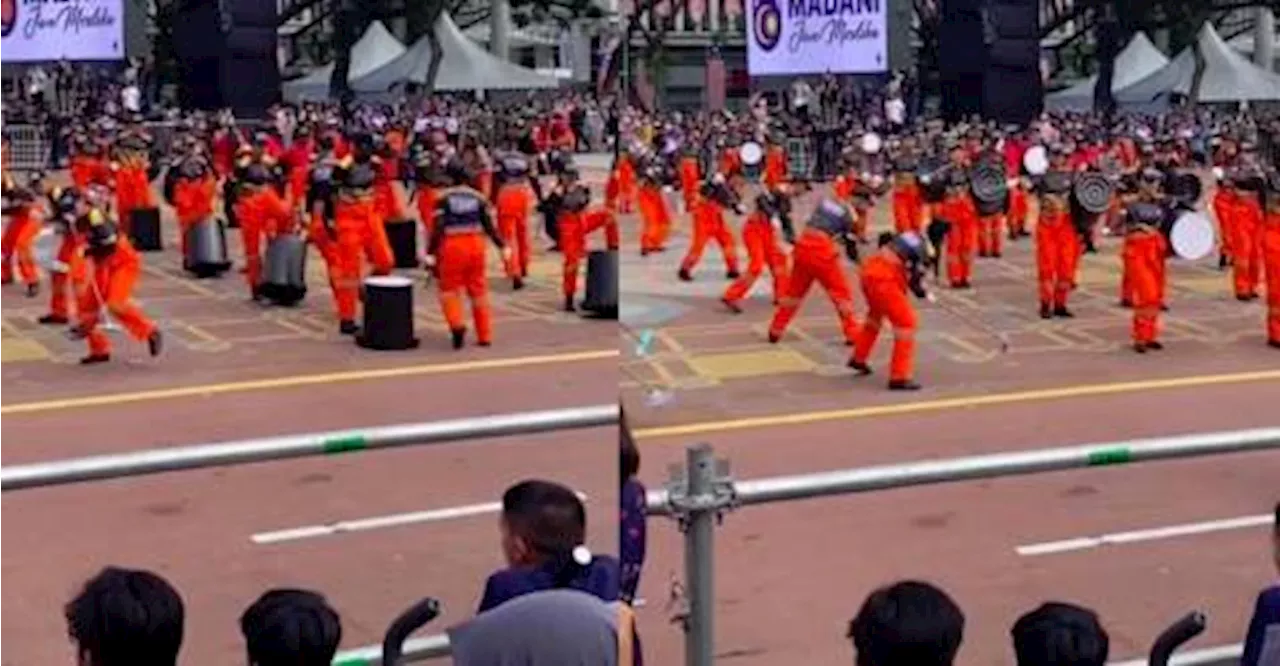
[723,209,789,308]
[1262,210,1280,344]
[1232,195,1263,299]
[2,201,41,287]
[891,183,925,234]
[768,227,860,344]
[71,153,110,190]
[1211,188,1236,265]
[851,248,918,382]
[679,194,740,277]
[637,180,672,254]
[1126,225,1168,346]
[940,192,978,287]
[977,208,1005,257]
[233,185,294,293]
[1036,206,1078,312]
[171,176,217,256]
[833,174,871,241]
[584,207,620,250]
[332,191,394,323]
[112,157,154,234]
[416,184,441,241]
[679,156,701,211]
[1007,183,1029,237]
[496,180,535,279]
[763,146,788,191]
[615,156,636,213]
[81,235,158,358]
[374,156,407,223]
[430,188,503,345]
[46,230,89,321]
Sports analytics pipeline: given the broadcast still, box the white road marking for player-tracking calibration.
[1017,514,1272,557]
[252,493,589,545]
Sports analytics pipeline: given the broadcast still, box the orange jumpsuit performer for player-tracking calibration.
[768,198,861,346]
[762,141,789,193]
[2,175,43,296]
[326,149,395,334]
[833,165,873,242]
[1262,186,1280,348]
[233,161,294,301]
[426,163,511,349]
[1122,197,1170,353]
[678,174,742,281]
[679,151,701,214]
[69,134,111,191]
[615,153,636,213]
[849,232,931,391]
[71,195,163,365]
[939,171,979,288]
[636,160,674,255]
[1007,178,1030,239]
[167,155,218,259]
[1034,165,1080,319]
[494,155,536,289]
[1211,171,1237,271]
[722,187,792,313]
[1231,185,1263,301]
[550,170,596,312]
[890,161,927,234]
[39,187,90,326]
[110,130,155,235]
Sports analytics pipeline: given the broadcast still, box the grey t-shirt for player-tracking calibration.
[448,589,619,666]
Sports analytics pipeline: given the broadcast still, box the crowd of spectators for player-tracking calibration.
[64,479,632,666]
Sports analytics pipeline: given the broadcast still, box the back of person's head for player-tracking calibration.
[1272,501,1279,573]
[620,408,640,481]
[240,588,342,666]
[501,480,587,570]
[65,566,184,666]
[1011,602,1109,666]
[847,580,964,666]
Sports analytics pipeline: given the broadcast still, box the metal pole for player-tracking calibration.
[331,633,451,665]
[645,428,1280,514]
[685,444,716,666]
[1,404,620,492]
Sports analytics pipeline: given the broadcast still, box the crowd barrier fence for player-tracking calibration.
[638,428,1278,666]
[2,119,271,175]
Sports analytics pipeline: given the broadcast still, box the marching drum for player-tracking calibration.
[581,249,619,319]
[970,163,1009,216]
[183,216,232,278]
[860,132,883,155]
[384,219,420,269]
[1168,211,1216,261]
[1072,172,1114,215]
[739,141,764,182]
[356,275,420,351]
[1022,145,1049,176]
[261,234,308,306]
[129,207,163,251]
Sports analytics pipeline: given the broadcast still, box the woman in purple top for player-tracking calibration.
[620,408,647,604]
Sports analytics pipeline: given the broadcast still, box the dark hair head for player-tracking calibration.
[502,480,587,561]
[1011,602,1109,666]
[240,588,342,666]
[1273,501,1279,535]
[620,407,640,480]
[847,580,964,666]
[65,566,185,666]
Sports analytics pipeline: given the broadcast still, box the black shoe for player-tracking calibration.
[1218,255,1230,270]
[564,296,576,312]
[38,313,69,325]
[722,298,742,314]
[888,379,922,391]
[1039,304,1052,320]
[1119,299,1132,308]
[1145,340,1164,351]
[768,332,781,344]
[978,250,990,258]
[451,328,466,349]
[641,249,650,257]
[677,268,693,282]
[339,320,360,336]
[847,359,873,375]
[1053,306,1074,318]
[726,270,740,280]
[1133,343,1147,354]
[513,277,525,291]
[958,281,972,289]
[1268,340,1280,349]
[25,283,38,298]
[79,353,110,365]
[991,251,1002,259]
[1160,304,1169,312]
[147,330,164,357]
[477,340,492,347]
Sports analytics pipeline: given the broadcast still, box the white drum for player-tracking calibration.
[1022,145,1049,175]
[739,141,764,167]
[860,132,883,155]
[1169,211,1216,261]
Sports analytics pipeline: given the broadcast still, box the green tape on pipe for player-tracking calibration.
[323,435,368,455]
[1087,447,1132,466]
[331,658,370,666]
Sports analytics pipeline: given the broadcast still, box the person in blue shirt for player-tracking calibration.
[477,479,620,613]
[1242,502,1280,666]
[619,408,647,604]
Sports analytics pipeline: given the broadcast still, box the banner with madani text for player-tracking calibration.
[746,0,888,76]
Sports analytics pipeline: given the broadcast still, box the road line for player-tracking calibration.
[251,493,589,544]
[1016,514,1273,557]
[2,348,619,415]
[633,369,1280,440]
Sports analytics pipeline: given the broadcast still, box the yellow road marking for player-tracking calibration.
[634,369,1280,440]
[2,348,619,415]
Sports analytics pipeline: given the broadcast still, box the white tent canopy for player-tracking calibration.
[1047,33,1169,110]
[1115,23,1280,106]
[283,21,406,101]
[351,13,560,95]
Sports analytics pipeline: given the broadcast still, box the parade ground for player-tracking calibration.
[620,189,1280,665]
[0,180,619,664]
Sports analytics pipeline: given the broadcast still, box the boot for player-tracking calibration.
[1039,303,1052,319]
[1145,340,1164,351]
[339,320,360,336]
[564,296,576,312]
[677,268,693,282]
[721,298,742,314]
[512,277,524,291]
[1133,343,1147,354]
[1053,306,1074,318]
[80,353,110,365]
[847,359,873,376]
[38,313,69,325]
[768,332,781,344]
[147,330,164,357]
[451,328,466,350]
[888,379,922,391]
[726,269,740,280]
[25,283,38,298]
[1268,340,1280,349]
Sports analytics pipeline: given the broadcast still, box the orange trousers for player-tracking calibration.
[892,191,924,234]
[1262,217,1280,342]
[333,201,394,322]
[48,235,88,319]
[173,179,217,256]
[235,189,293,293]
[82,252,156,356]
[115,167,153,234]
[1036,215,1078,308]
[560,212,586,300]
[307,213,341,304]
[1212,192,1236,262]
[1008,189,1028,236]
[945,217,978,286]
[584,208,620,250]
[978,214,1004,256]
[852,279,918,382]
[437,233,493,344]
[680,201,739,275]
[497,184,534,279]
[768,231,859,343]
[1127,233,1167,344]
[2,212,40,285]
[1232,217,1261,298]
[723,218,787,305]
[637,186,672,253]
[416,187,440,240]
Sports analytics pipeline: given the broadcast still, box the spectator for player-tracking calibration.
[64,566,185,666]
[450,589,626,666]
[1011,602,1109,666]
[847,580,965,666]
[619,407,647,605]
[477,479,620,612]
[240,588,342,666]
[1242,501,1280,666]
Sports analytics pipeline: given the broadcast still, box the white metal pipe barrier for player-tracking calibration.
[643,428,1279,666]
[332,634,452,665]
[1,404,618,491]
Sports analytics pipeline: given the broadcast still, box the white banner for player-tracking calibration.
[746,0,888,76]
[2,0,126,63]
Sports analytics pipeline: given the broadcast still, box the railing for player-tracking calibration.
[642,428,1279,666]
[2,119,271,175]
[5,404,619,665]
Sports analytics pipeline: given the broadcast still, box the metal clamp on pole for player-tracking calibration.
[663,443,735,666]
